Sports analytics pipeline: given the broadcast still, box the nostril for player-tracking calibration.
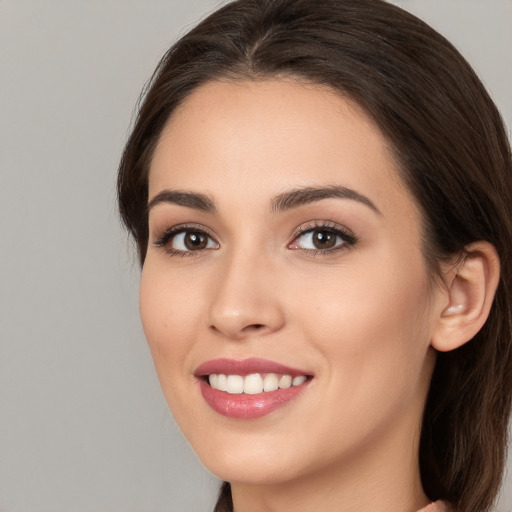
[208,322,266,337]
[244,323,265,331]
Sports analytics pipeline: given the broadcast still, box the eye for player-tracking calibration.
[288,223,357,253]
[155,226,219,255]
[171,230,218,251]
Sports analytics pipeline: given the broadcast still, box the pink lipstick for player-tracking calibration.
[195,358,312,419]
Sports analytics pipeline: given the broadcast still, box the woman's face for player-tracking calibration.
[140,79,441,486]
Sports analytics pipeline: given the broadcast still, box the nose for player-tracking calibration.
[207,252,285,341]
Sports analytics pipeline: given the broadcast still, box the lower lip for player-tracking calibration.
[199,380,309,419]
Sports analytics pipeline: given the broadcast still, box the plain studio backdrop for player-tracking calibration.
[0,1,511,511]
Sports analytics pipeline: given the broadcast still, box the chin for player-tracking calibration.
[184,426,307,485]
[203,454,301,486]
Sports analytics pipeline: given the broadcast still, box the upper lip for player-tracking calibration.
[194,357,312,377]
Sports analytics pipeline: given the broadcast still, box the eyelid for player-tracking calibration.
[288,220,358,251]
[153,223,219,253]
[152,220,356,256]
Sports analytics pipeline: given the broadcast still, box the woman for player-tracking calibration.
[117,0,512,510]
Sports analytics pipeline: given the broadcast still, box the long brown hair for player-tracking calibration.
[117,1,512,510]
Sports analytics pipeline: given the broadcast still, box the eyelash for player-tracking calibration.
[290,221,358,256]
[154,224,219,257]
[153,221,358,257]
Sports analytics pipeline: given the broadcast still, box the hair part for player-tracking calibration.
[117,1,512,510]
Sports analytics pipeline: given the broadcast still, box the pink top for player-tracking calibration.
[417,501,451,512]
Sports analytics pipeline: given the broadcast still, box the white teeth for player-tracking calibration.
[278,374,292,389]
[226,375,244,394]
[263,373,279,392]
[292,375,307,386]
[244,374,263,394]
[216,374,227,391]
[209,374,218,388]
[208,373,308,394]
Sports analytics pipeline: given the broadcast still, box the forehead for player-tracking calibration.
[148,79,416,222]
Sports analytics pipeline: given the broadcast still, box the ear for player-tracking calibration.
[431,241,500,352]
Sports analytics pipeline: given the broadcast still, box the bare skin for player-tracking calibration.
[140,79,498,511]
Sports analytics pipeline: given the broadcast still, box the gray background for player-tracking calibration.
[0,1,511,511]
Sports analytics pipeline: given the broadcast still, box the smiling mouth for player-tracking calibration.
[208,373,308,394]
[195,358,313,419]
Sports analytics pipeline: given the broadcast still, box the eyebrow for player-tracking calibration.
[147,184,380,216]
[271,185,381,215]
[147,190,216,213]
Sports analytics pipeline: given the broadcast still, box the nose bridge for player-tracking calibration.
[207,244,284,340]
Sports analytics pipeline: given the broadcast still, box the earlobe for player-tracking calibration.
[431,241,500,353]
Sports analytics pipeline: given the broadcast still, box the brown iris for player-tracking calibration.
[183,231,209,250]
[312,230,337,249]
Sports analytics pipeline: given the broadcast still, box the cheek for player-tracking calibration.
[139,264,201,381]
[139,264,209,433]
[296,252,434,389]
[294,262,434,449]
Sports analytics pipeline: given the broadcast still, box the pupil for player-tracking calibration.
[185,232,207,250]
[313,230,336,249]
